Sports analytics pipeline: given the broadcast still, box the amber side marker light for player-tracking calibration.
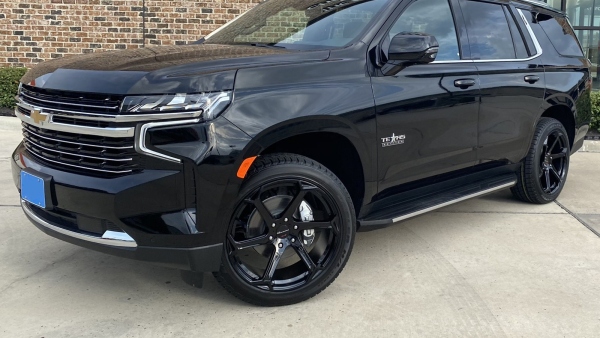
[237,156,258,179]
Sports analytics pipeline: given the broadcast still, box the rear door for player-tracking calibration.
[458,0,546,164]
[372,0,481,193]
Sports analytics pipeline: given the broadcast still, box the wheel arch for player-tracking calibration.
[235,116,375,217]
[539,103,576,150]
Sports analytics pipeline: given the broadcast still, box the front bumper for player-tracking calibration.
[12,142,224,272]
[22,199,222,271]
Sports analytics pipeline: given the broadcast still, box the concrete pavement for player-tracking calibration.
[1,116,600,337]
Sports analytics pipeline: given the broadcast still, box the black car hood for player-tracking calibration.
[22,44,330,95]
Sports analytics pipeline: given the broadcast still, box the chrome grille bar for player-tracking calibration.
[16,97,204,123]
[20,90,120,110]
[23,127,133,150]
[24,139,133,162]
[15,105,135,138]
[25,146,134,174]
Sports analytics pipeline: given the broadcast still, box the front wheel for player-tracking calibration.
[512,117,570,204]
[214,153,356,306]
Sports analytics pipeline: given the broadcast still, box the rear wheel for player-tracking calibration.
[214,153,355,306]
[511,117,570,204]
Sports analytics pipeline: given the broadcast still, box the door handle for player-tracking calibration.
[524,75,540,84]
[454,79,476,89]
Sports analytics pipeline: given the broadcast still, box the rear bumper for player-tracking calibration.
[22,199,223,271]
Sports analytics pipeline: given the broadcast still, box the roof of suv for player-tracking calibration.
[513,0,565,15]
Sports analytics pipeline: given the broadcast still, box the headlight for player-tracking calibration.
[121,91,232,120]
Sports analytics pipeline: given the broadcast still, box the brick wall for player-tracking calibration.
[0,0,261,68]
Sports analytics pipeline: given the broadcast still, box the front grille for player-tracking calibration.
[17,105,30,116]
[52,115,111,128]
[20,84,122,115]
[22,123,141,175]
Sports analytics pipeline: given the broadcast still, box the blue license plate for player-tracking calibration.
[21,171,46,208]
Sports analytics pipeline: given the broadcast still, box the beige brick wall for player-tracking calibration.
[0,0,260,68]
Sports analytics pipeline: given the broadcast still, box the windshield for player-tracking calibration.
[203,0,390,50]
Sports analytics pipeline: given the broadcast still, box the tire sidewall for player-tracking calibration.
[219,160,356,305]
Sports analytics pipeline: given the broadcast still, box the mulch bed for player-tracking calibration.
[0,107,14,117]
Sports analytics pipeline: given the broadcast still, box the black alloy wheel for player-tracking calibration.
[214,153,355,306]
[512,117,570,204]
[539,129,569,195]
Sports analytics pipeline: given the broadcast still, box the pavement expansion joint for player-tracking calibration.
[0,205,20,208]
[436,210,565,215]
[554,200,600,237]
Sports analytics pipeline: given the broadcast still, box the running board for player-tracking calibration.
[358,174,517,230]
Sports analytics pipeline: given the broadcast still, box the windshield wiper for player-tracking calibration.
[250,43,286,49]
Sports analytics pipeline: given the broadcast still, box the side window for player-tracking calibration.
[461,1,516,60]
[504,6,529,59]
[515,9,538,55]
[537,14,584,57]
[388,0,460,61]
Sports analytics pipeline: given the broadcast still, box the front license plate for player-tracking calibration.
[21,170,46,208]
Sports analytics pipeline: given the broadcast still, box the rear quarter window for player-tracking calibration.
[537,14,584,57]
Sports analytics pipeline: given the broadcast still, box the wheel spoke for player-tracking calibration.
[550,148,568,160]
[544,169,552,192]
[550,166,562,183]
[548,134,560,154]
[228,234,271,251]
[291,241,317,278]
[282,187,310,219]
[295,216,339,235]
[253,198,275,224]
[262,242,287,284]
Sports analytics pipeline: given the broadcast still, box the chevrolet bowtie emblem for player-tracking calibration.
[30,109,48,124]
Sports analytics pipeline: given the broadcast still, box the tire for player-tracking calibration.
[511,117,570,204]
[213,153,356,306]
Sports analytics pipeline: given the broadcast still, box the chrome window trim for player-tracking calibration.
[431,8,542,64]
[135,118,201,163]
[21,199,137,248]
[516,8,543,57]
[15,106,135,138]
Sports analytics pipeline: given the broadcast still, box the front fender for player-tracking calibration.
[224,58,377,183]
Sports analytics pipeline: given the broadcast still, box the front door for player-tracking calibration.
[371,0,480,194]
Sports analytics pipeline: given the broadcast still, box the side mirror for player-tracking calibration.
[382,33,439,75]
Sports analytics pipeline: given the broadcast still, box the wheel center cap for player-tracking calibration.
[276,224,290,238]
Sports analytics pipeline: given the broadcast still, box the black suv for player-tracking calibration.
[12,0,591,306]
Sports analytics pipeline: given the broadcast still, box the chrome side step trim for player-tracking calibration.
[390,181,516,223]
[21,200,137,248]
[359,180,517,229]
